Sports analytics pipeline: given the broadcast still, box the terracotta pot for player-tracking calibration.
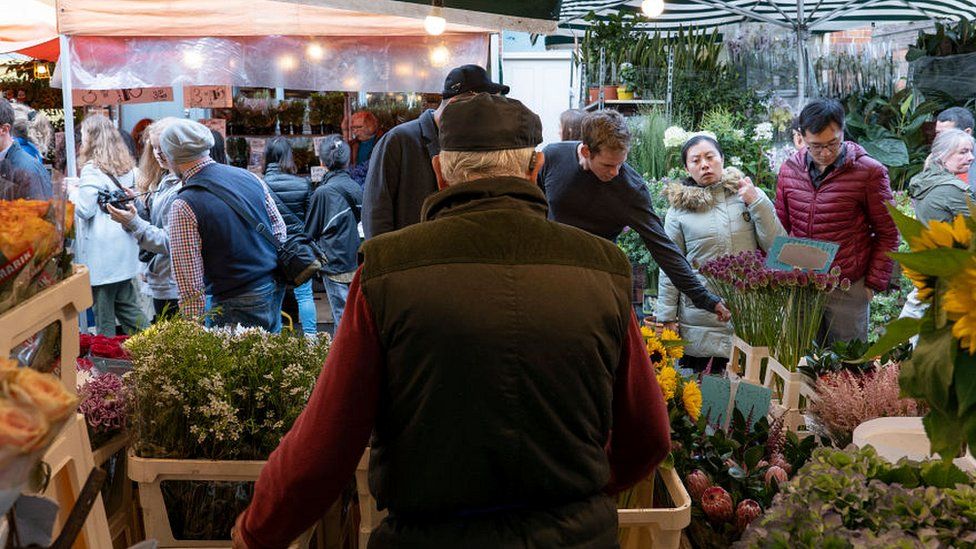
[602,85,618,100]
[588,86,600,103]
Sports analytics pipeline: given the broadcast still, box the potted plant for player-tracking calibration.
[123,319,330,543]
[308,92,345,135]
[617,63,637,100]
[277,99,307,135]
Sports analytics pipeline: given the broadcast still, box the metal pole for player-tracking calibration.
[666,47,674,121]
[796,0,806,107]
[59,34,78,179]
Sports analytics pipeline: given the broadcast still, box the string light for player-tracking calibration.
[429,45,450,67]
[641,0,665,17]
[306,43,324,61]
[424,1,446,36]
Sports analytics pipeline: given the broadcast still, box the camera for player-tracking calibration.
[97,189,133,211]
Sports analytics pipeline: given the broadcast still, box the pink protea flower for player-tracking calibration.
[701,486,734,523]
[736,499,763,531]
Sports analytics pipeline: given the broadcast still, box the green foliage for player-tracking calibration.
[124,318,329,461]
[699,107,777,190]
[907,18,976,62]
[674,69,765,129]
[738,446,976,547]
[627,107,675,181]
[307,92,346,131]
[843,89,940,190]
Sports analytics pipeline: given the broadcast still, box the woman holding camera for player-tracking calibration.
[106,118,181,320]
[69,115,147,335]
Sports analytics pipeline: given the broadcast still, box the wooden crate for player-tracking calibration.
[0,265,92,392]
[127,453,313,548]
[762,356,816,433]
[727,336,769,384]
[618,467,692,549]
[92,433,141,549]
[42,414,113,549]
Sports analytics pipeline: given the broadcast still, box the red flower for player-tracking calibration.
[735,499,763,531]
[700,486,734,523]
[686,470,712,502]
[77,357,94,371]
[79,334,92,357]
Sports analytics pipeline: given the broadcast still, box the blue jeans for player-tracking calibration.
[212,280,286,333]
[323,277,350,328]
[293,279,318,335]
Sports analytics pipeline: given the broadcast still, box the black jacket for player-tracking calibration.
[361,177,631,546]
[305,170,362,275]
[263,164,310,233]
[0,140,51,200]
[362,109,439,238]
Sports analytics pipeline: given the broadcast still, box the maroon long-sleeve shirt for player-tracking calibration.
[239,268,670,548]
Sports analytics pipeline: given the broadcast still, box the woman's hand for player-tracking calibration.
[106,202,137,224]
[737,176,760,205]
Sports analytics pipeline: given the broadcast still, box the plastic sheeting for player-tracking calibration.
[910,52,976,104]
[54,34,489,93]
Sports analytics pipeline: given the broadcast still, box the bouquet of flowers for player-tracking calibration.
[0,358,79,514]
[700,250,849,370]
[80,334,131,360]
[0,199,74,314]
[78,371,127,448]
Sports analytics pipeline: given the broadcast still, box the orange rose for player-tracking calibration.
[0,400,49,452]
[6,369,77,422]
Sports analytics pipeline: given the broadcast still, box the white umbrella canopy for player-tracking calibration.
[556,0,976,102]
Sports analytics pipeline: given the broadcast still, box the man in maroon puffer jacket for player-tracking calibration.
[775,99,900,345]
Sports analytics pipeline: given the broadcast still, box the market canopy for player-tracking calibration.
[0,0,57,61]
[52,0,511,92]
[557,0,976,36]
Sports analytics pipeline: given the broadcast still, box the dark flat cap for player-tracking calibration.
[439,93,542,152]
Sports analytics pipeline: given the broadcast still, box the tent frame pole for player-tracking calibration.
[809,0,894,29]
[684,0,791,28]
[797,0,806,106]
[58,34,77,179]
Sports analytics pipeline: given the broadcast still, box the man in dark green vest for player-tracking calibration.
[234,93,671,549]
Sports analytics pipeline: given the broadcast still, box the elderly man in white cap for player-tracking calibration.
[163,119,288,332]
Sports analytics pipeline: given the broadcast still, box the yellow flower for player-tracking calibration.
[657,367,678,401]
[646,337,667,366]
[660,328,684,360]
[944,259,976,354]
[909,215,972,252]
[640,325,655,340]
[682,380,702,421]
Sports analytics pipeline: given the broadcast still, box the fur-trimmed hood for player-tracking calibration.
[665,167,745,212]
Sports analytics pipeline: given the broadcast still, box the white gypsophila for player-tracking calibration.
[664,126,688,148]
[753,122,774,142]
[734,129,746,140]
[731,156,744,167]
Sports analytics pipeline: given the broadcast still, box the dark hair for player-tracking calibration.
[790,116,801,135]
[209,130,227,164]
[263,136,296,174]
[798,99,846,135]
[318,134,351,170]
[559,109,585,141]
[0,98,13,127]
[680,135,724,166]
[580,110,631,155]
[937,107,975,132]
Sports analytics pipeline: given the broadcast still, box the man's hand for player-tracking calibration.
[662,322,679,335]
[737,176,760,205]
[714,302,732,322]
[106,202,137,224]
[231,514,248,548]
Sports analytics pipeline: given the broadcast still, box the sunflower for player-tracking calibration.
[657,366,678,401]
[646,337,667,366]
[903,216,973,302]
[944,259,976,354]
[660,328,684,360]
[640,325,656,341]
[682,379,702,421]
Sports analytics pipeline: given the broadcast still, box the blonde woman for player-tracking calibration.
[105,118,182,319]
[69,115,147,335]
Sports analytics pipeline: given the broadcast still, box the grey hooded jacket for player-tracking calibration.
[656,169,785,359]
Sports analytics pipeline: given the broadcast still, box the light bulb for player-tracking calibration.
[425,7,446,36]
[35,65,48,75]
[183,50,204,69]
[429,45,450,68]
[278,54,298,71]
[641,0,665,17]
[306,43,324,61]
